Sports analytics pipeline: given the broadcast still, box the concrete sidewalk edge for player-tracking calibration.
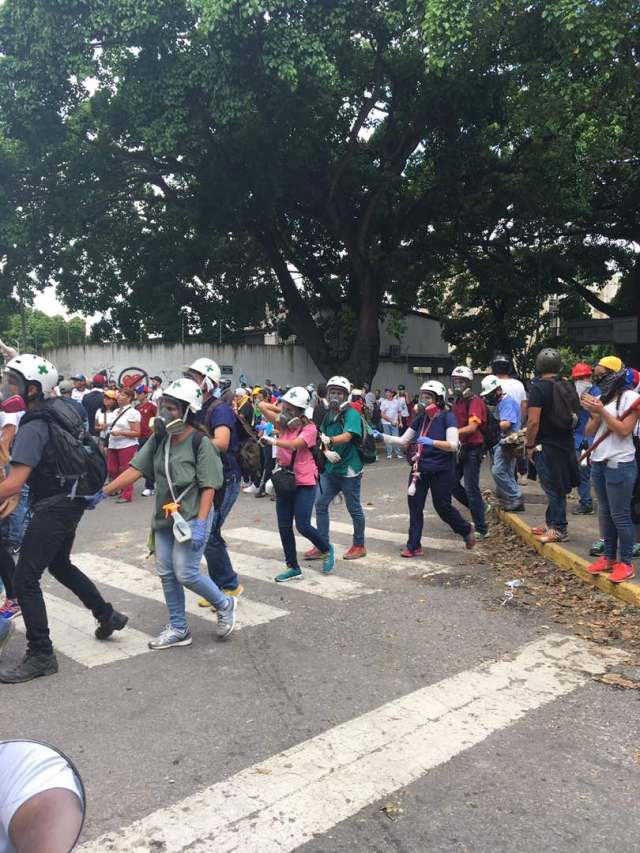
[496,508,640,609]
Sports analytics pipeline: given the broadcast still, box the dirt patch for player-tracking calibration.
[476,518,640,652]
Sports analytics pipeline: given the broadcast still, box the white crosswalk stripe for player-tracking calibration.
[74,554,289,630]
[225,525,459,575]
[76,635,626,852]
[15,594,152,668]
[329,518,459,552]
[226,550,379,600]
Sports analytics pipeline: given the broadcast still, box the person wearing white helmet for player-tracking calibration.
[0,355,129,683]
[449,366,490,539]
[480,374,524,512]
[309,376,367,560]
[184,358,245,600]
[89,378,237,647]
[373,380,476,555]
[258,387,334,580]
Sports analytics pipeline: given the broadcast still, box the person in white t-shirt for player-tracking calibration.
[149,375,164,405]
[379,390,404,459]
[0,740,84,853]
[107,387,141,503]
[69,374,88,402]
[583,369,640,584]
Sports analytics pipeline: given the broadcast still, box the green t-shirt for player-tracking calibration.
[131,431,224,529]
[321,406,363,476]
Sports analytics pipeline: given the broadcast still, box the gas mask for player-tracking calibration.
[154,404,188,438]
[452,380,473,400]
[1,371,34,405]
[328,392,348,415]
[277,407,302,430]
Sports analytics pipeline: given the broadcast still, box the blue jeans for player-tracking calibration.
[276,485,329,568]
[155,512,229,632]
[382,423,402,458]
[452,447,487,535]
[1,483,30,548]
[204,476,241,591]
[591,460,637,564]
[315,472,366,546]
[491,445,522,508]
[535,451,567,533]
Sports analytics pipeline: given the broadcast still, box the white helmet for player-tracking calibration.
[420,380,447,400]
[187,358,221,385]
[326,375,351,393]
[480,375,502,397]
[6,354,59,395]
[162,378,204,413]
[281,386,310,409]
[451,365,474,383]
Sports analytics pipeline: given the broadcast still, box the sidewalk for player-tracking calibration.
[490,474,640,608]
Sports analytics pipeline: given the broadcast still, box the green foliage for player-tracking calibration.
[2,308,86,352]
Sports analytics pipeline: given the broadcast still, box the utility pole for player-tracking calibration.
[18,286,27,352]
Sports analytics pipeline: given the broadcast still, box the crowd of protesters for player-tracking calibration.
[0,345,638,682]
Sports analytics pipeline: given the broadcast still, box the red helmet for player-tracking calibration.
[571,362,592,379]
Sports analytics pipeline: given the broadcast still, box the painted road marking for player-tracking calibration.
[74,554,289,630]
[329,519,459,552]
[15,594,152,668]
[226,550,379,600]
[226,526,461,574]
[77,635,625,852]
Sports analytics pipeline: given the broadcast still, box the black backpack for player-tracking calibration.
[547,378,581,431]
[22,398,107,497]
[338,410,377,465]
[481,409,501,450]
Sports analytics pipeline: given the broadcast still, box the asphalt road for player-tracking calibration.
[2,459,639,852]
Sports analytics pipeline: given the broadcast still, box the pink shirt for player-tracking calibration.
[277,423,318,486]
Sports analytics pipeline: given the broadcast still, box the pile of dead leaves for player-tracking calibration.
[476,519,640,651]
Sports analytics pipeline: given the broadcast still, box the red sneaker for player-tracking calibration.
[609,562,636,584]
[343,545,367,560]
[304,547,326,560]
[531,525,547,536]
[401,548,419,558]
[586,556,613,575]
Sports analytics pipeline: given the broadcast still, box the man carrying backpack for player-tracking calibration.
[0,355,128,683]
[526,348,581,544]
[450,366,490,539]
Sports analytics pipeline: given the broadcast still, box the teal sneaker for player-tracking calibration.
[275,567,303,583]
[633,543,640,558]
[322,545,336,575]
[476,531,490,541]
[589,538,604,557]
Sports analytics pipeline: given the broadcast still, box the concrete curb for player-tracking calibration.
[496,508,640,609]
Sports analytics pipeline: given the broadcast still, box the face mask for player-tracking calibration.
[1,372,26,404]
[278,409,302,430]
[574,380,590,397]
[328,393,345,413]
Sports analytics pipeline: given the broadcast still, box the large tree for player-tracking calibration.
[0,0,637,378]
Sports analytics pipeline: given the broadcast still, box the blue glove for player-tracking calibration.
[84,491,108,510]
[191,519,208,551]
[372,430,382,440]
[416,436,435,447]
[255,422,267,432]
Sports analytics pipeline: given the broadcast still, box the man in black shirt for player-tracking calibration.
[0,355,127,683]
[526,348,580,544]
[81,374,107,436]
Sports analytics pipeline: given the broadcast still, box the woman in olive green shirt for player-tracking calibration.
[93,379,237,649]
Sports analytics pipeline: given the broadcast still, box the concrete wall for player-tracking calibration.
[44,340,454,393]
[379,313,448,357]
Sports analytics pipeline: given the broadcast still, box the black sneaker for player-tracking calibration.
[95,610,129,640]
[0,651,58,683]
[572,503,594,515]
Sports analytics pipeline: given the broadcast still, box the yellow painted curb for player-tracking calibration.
[496,508,640,609]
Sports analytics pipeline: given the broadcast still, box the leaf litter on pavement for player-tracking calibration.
[475,520,640,654]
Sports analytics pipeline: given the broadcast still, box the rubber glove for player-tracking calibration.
[84,491,109,510]
[263,436,277,446]
[371,430,382,440]
[320,433,331,447]
[255,422,267,432]
[191,519,208,551]
[324,449,341,464]
[416,436,435,446]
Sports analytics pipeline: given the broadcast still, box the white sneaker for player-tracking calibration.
[141,488,155,497]
[242,484,259,494]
